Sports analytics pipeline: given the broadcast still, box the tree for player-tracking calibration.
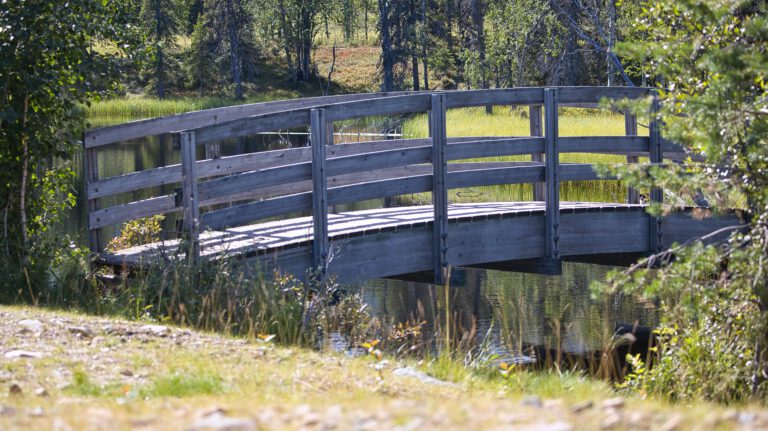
[200,0,258,98]
[0,0,138,300]
[140,0,181,98]
[598,0,768,402]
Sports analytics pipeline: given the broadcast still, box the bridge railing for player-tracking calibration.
[85,87,673,277]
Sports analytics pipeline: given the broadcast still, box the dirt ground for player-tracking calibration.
[1,306,766,431]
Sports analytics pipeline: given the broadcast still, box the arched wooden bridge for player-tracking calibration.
[84,87,738,283]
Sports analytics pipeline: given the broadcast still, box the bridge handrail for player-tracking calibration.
[85,87,665,266]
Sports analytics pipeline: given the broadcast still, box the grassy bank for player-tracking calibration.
[2,305,764,430]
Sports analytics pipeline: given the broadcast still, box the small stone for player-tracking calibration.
[9,383,23,395]
[520,395,543,408]
[68,326,95,338]
[571,400,593,414]
[4,349,44,359]
[601,413,622,429]
[34,387,49,397]
[186,412,256,431]
[739,412,756,424]
[660,414,682,431]
[140,324,169,336]
[601,398,625,410]
[18,319,43,333]
[0,405,16,417]
[130,417,156,427]
[516,421,573,431]
[119,369,134,377]
[28,406,44,417]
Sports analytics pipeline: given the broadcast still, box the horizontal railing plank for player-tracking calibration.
[89,195,178,230]
[325,94,432,122]
[195,109,311,144]
[444,88,544,108]
[201,193,313,231]
[557,86,651,104]
[559,136,649,154]
[447,165,544,189]
[84,91,425,148]
[446,137,545,160]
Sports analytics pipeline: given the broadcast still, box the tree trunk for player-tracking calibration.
[226,0,243,98]
[471,0,491,112]
[278,0,294,78]
[156,46,166,99]
[607,0,616,86]
[412,55,420,90]
[421,0,429,89]
[379,0,394,91]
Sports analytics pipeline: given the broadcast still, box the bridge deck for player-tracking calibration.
[101,201,642,268]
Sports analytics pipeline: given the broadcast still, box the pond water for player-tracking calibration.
[72,113,657,359]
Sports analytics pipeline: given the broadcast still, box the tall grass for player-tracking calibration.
[87,92,301,123]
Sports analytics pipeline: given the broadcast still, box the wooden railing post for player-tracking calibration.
[310,108,330,277]
[544,88,560,261]
[84,144,103,252]
[625,112,639,204]
[648,92,663,253]
[430,94,448,285]
[180,131,200,260]
[529,105,545,201]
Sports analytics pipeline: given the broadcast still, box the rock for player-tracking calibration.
[601,413,622,429]
[520,395,543,408]
[28,406,44,417]
[601,398,625,410]
[392,367,459,387]
[186,412,256,431]
[119,369,134,377]
[9,383,23,395]
[140,324,169,336]
[571,400,593,414]
[516,421,573,431]
[4,349,44,359]
[660,414,682,431]
[0,405,16,417]
[34,387,49,397]
[18,319,43,333]
[68,326,95,338]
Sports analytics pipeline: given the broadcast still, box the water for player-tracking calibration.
[72,114,657,357]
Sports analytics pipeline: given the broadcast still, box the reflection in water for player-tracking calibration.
[350,263,656,357]
[70,116,655,357]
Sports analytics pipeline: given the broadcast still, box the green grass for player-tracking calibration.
[86,92,301,124]
[143,372,225,398]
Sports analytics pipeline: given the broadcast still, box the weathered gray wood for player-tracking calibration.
[200,193,312,230]
[559,164,612,182]
[530,105,545,201]
[196,109,311,145]
[198,161,312,202]
[85,146,103,251]
[444,88,544,108]
[558,136,648,154]
[311,109,329,275]
[557,86,650,104]
[625,113,640,204]
[327,146,432,177]
[446,137,544,160]
[328,175,433,206]
[180,131,200,259]
[544,88,560,260]
[649,93,663,253]
[431,94,448,284]
[89,195,178,230]
[325,94,432,122]
[84,91,426,148]
[447,165,544,188]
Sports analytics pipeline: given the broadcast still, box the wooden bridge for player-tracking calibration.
[84,87,738,284]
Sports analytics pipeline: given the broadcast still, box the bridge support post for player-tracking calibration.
[529,105,545,201]
[649,92,663,253]
[84,144,103,252]
[180,131,200,260]
[310,108,330,279]
[544,88,561,268]
[430,94,448,285]
[625,112,640,204]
